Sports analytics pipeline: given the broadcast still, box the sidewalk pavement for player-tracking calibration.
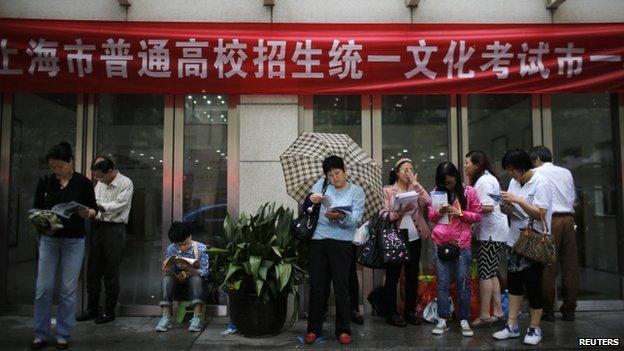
[0,311,622,350]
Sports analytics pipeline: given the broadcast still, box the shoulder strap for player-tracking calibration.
[321,177,329,195]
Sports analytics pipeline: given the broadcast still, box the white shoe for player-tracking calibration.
[432,319,449,335]
[523,327,543,345]
[460,319,474,337]
[492,324,520,340]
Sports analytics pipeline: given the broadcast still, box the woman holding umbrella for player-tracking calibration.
[304,155,365,346]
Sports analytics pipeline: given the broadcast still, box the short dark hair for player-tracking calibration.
[91,156,115,173]
[501,149,533,172]
[168,221,191,243]
[46,142,73,163]
[322,155,345,175]
[529,146,552,163]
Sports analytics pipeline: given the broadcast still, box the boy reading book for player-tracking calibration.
[155,221,209,333]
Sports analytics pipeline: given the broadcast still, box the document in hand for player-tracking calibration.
[430,190,450,225]
[162,255,198,269]
[392,191,419,212]
[487,193,528,221]
[321,195,353,214]
[29,201,90,219]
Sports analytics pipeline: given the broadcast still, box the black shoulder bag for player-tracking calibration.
[291,178,329,241]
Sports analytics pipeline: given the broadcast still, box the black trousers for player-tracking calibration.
[86,222,126,314]
[384,239,422,316]
[308,239,352,337]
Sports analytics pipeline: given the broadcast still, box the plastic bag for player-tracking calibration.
[423,297,454,323]
[501,289,509,316]
[353,220,370,246]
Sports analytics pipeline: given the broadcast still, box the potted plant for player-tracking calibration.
[208,202,307,337]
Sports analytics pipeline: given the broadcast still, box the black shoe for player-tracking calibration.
[351,310,364,325]
[76,310,97,322]
[561,312,575,321]
[94,313,115,324]
[404,313,421,325]
[541,311,556,321]
[367,289,389,318]
[55,341,69,350]
[386,313,407,327]
[30,340,47,350]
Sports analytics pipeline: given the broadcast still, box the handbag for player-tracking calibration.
[437,241,460,261]
[291,178,329,241]
[423,297,454,323]
[357,215,384,268]
[377,213,410,264]
[512,216,556,265]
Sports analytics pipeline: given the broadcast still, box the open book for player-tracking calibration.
[321,195,353,215]
[162,255,198,269]
[29,201,90,220]
[392,191,419,212]
[488,193,528,220]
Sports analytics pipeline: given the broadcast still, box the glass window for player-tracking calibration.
[182,95,228,305]
[468,94,532,189]
[552,93,621,300]
[313,95,362,146]
[96,94,164,306]
[381,95,450,191]
[7,93,77,305]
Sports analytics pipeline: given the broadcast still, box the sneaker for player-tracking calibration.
[188,316,204,332]
[460,319,474,337]
[492,324,520,340]
[338,333,352,345]
[432,319,449,335]
[524,327,543,345]
[155,315,173,332]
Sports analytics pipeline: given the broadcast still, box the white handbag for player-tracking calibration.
[422,297,455,323]
[353,220,370,246]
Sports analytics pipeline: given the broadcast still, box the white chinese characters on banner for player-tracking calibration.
[65,39,95,77]
[26,38,59,77]
[138,39,171,78]
[101,38,133,78]
[253,39,286,79]
[292,39,323,78]
[0,39,22,75]
[328,39,363,80]
[443,40,476,79]
[405,40,438,79]
[214,38,248,78]
[555,42,584,78]
[480,41,513,79]
[518,42,550,79]
[176,38,209,78]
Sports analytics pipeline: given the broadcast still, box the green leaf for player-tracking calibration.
[275,263,292,291]
[271,246,283,258]
[232,279,242,291]
[249,255,262,278]
[258,265,269,281]
[255,278,264,297]
[224,264,242,282]
[206,247,229,255]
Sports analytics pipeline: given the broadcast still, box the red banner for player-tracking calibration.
[0,19,623,94]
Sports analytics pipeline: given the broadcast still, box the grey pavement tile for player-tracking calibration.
[0,312,623,350]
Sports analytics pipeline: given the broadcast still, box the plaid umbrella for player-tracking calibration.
[280,132,383,223]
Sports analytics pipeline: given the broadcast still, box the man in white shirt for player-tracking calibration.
[530,146,578,322]
[77,156,134,324]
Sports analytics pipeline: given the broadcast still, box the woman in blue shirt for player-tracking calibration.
[304,155,365,346]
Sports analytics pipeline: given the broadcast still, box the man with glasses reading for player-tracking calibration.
[77,156,133,324]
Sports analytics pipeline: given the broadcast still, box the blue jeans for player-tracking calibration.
[434,247,471,321]
[33,236,85,340]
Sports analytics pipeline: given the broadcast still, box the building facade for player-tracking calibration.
[1,0,623,315]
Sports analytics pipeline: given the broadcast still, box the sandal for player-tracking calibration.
[471,316,492,328]
[489,315,505,326]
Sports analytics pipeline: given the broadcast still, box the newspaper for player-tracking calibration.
[430,190,450,225]
[487,193,528,220]
[29,201,90,220]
